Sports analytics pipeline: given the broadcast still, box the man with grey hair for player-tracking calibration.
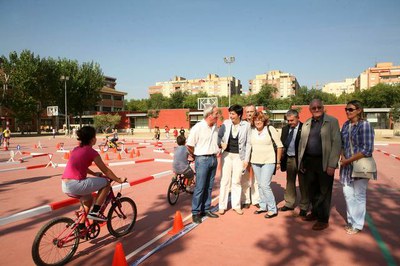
[187,105,220,224]
[298,99,341,231]
[280,109,308,217]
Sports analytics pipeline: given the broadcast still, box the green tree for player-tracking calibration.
[93,114,121,133]
[148,93,168,109]
[169,91,189,108]
[125,98,149,111]
[352,84,400,108]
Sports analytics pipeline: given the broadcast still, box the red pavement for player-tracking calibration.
[0,136,399,266]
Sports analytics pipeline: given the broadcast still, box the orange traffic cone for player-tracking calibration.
[112,242,128,266]
[104,153,110,161]
[56,143,60,149]
[136,149,140,157]
[63,152,70,160]
[129,149,135,158]
[100,148,104,154]
[117,153,122,160]
[113,148,117,153]
[168,211,184,235]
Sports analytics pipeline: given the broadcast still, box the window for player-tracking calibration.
[113,95,123,101]
[102,107,112,112]
[102,94,112,99]
[135,117,148,129]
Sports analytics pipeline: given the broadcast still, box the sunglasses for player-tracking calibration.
[310,106,323,111]
[345,108,358,112]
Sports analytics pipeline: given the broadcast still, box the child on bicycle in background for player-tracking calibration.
[172,135,195,192]
[110,128,119,147]
[61,126,126,225]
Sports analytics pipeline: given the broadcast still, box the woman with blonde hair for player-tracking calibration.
[249,112,283,219]
[340,100,376,234]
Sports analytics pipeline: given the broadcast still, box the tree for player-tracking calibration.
[125,98,149,111]
[352,84,400,108]
[93,114,121,133]
[148,93,168,109]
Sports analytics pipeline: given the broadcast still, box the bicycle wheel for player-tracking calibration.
[167,178,180,205]
[107,197,137,237]
[103,145,109,152]
[32,217,79,266]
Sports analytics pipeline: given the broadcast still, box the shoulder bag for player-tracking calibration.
[348,123,377,179]
[267,125,278,175]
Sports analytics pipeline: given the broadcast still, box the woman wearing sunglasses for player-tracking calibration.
[339,100,377,235]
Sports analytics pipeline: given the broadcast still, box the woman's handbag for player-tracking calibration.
[352,157,376,179]
[348,123,377,179]
[267,126,278,175]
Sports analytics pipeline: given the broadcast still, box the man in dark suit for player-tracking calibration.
[280,109,309,217]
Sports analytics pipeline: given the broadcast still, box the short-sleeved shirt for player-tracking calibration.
[186,120,219,156]
[62,146,99,180]
[173,146,190,173]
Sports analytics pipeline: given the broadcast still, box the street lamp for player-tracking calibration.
[60,75,69,135]
[224,56,235,107]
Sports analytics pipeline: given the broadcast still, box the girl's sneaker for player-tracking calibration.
[87,211,107,222]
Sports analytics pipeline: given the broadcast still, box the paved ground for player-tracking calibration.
[0,134,399,266]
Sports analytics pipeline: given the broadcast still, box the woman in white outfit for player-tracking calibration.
[218,104,251,215]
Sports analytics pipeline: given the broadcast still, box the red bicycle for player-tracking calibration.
[31,178,137,266]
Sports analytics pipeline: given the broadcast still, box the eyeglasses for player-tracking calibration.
[345,108,358,112]
[310,106,323,111]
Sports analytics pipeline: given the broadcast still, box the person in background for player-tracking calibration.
[217,104,251,215]
[179,127,185,137]
[165,125,170,139]
[186,105,220,224]
[110,129,119,147]
[340,100,376,235]
[249,112,283,219]
[241,103,260,209]
[279,109,309,217]
[298,99,341,231]
[173,127,179,139]
[154,126,160,141]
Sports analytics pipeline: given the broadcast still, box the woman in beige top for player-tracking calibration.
[250,112,283,218]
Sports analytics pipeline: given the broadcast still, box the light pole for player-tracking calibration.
[60,75,69,135]
[224,56,235,107]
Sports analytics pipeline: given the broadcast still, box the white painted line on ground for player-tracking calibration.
[153,170,173,178]
[154,159,173,163]
[0,205,52,226]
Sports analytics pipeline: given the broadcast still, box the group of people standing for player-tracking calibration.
[186,99,376,235]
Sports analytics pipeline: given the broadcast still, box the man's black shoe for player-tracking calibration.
[203,211,219,218]
[192,214,202,224]
[280,206,295,212]
[299,210,307,217]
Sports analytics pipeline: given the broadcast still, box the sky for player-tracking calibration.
[1,0,399,100]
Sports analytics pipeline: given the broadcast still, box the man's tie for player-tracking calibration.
[285,128,294,148]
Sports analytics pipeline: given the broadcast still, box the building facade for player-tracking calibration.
[148,74,242,98]
[355,62,400,91]
[249,70,300,98]
[321,78,356,97]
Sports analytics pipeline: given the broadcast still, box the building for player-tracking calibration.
[96,76,127,112]
[355,62,400,91]
[249,70,300,98]
[321,78,356,97]
[148,74,242,98]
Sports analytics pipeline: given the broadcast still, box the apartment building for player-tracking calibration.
[322,78,356,97]
[355,62,400,91]
[148,74,242,98]
[248,70,300,98]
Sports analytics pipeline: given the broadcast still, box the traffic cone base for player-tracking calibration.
[104,153,110,161]
[168,211,184,235]
[112,242,128,266]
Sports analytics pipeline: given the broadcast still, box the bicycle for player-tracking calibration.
[167,173,196,205]
[31,178,137,266]
[99,136,123,152]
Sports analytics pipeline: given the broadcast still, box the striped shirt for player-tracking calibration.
[340,120,376,184]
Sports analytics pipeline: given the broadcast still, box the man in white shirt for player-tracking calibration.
[187,105,220,224]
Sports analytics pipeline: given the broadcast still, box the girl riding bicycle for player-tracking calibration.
[61,126,126,224]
